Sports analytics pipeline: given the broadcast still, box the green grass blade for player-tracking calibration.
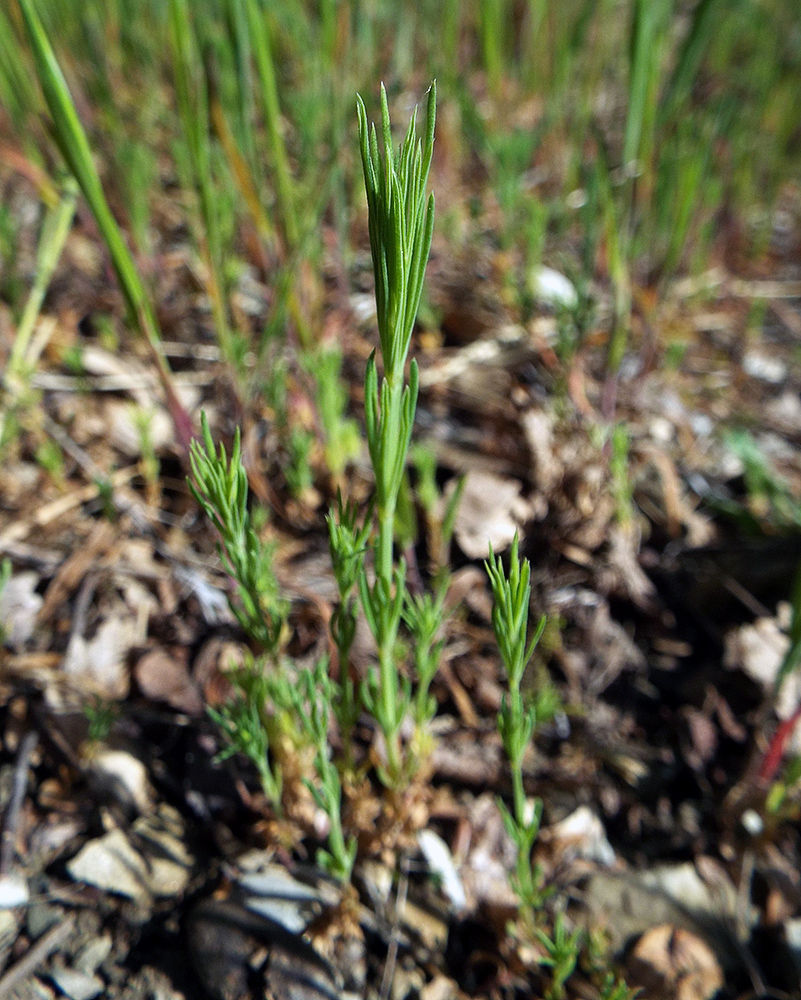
[660,0,721,124]
[0,5,40,131]
[16,0,192,450]
[6,177,77,385]
[245,0,299,251]
[168,0,232,362]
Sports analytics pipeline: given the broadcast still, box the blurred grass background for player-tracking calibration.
[1,0,799,431]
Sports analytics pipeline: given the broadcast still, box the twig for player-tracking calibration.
[0,467,137,546]
[0,916,75,1000]
[379,856,409,1000]
[0,732,38,879]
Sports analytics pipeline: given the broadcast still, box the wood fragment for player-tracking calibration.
[0,916,75,1000]
[0,731,37,878]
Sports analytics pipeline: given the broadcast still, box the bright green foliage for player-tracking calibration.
[189,412,287,657]
[358,548,412,781]
[357,83,435,384]
[609,424,634,526]
[486,535,548,912]
[83,695,118,745]
[362,354,419,563]
[359,94,431,412]
[327,494,372,753]
[297,660,358,883]
[486,535,544,703]
[16,0,190,447]
[308,347,361,479]
[411,443,466,587]
[0,174,76,452]
[536,912,582,1000]
[403,588,446,727]
[598,973,638,1000]
[244,0,299,251]
[207,661,283,808]
[486,536,587,995]
[0,5,40,133]
[168,0,233,364]
[354,83,437,786]
[16,3,160,362]
[723,428,801,533]
[5,178,77,387]
[285,426,315,499]
[131,407,160,497]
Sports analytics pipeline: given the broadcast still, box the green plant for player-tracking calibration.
[284,425,315,500]
[764,754,801,820]
[723,428,801,533]
[304,346,361,481]
[478,0,510,98]
[16,0,192,450]
[598,972,638,1000]
[485,534,549,914]
[132,406,160,505]
[0,4,40,136]
[168,0,234,366]
[403,586,446,730]
[486,536,585,996]
[353,81,436,786]
[189,412,287,658]
[296,659,358,882]
[327,493,372,762]
[35,437,66,489]
[410,443,465,586]
[83,695,118,745]
[190,88,441,852]
[609,423,634,527]
[207,658,283,808]
[245,0,299,253]
[0,175,77,452]
[536,912,582,1000]
[5,176,76,387]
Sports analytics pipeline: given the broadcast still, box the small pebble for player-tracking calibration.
[0,874,29,909]
[528,265,578,310]
[50,968,104,1000]
[742,351,787,384]
[740,809,764,837]
[74,934,114,976]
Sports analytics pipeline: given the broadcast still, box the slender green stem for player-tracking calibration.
[246,0,298,251]
[6,178,77,385]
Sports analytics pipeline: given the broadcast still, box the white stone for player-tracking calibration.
[548,806,616,866]
[67,829,151,903]
[86,749,154,815]
[418,829,467,912]
[0,875,29,909]
[0,572,43,650]
[742,351,787,384]
[50,968,104,1000]
[528,266,578,310]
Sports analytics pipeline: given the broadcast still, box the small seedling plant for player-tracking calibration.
[190,83,441,875]
[486,535,550,915]
[487,535,596,997]
[354,81,437,787]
